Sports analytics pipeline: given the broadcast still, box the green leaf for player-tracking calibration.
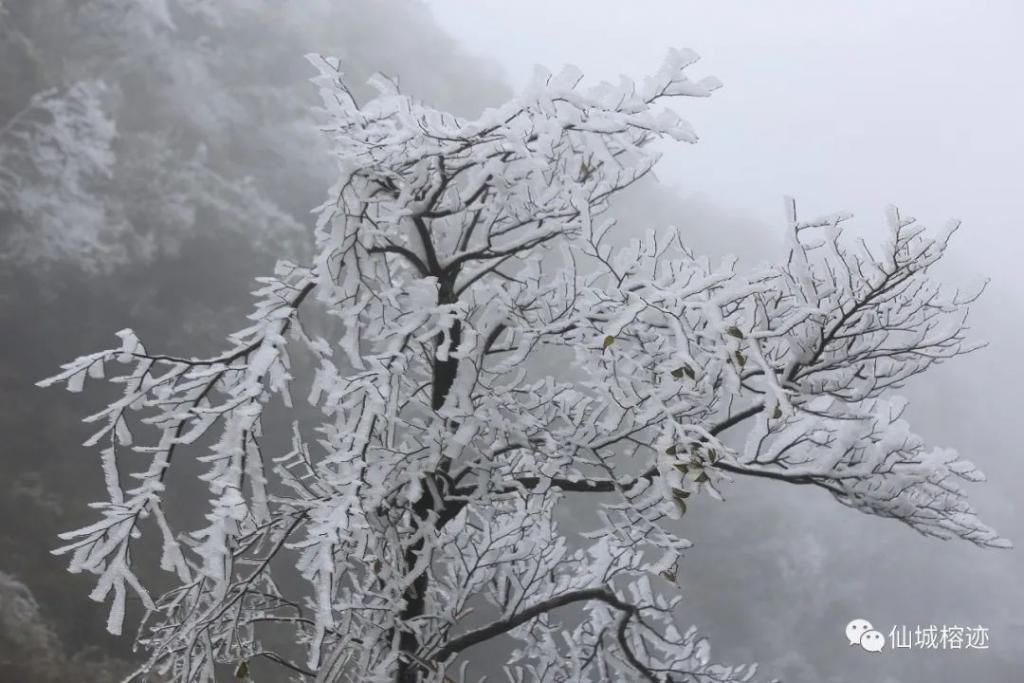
[671,364,696,380]
[672,492,688,516]
[726,325,744,339]
[234,661,250,680]
[671,366,696,382]
[695,471,709,483]
[772,405,783,419]
[666,445,678,456]
[602,335,615,349]
[708,449,718,463]
[735,351,746,368]
[579,160,591,180]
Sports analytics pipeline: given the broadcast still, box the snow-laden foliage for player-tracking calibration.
[0,571,65,680]
[41,49,1006,682]
[0,571,142,683]
[0,0,309,273]
[0,80,130,271]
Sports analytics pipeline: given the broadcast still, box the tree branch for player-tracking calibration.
[411,216,442,274]
[368,245,429,276]
[429,586,657,683]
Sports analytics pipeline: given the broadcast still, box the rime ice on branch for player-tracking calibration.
[40,47,1005,683]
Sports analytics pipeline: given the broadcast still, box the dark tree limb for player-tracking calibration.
[428,586,660,683]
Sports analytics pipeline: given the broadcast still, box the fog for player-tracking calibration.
[1,1,1020,681]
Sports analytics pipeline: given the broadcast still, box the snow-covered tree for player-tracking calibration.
[0,571,137,683]
[40,49,1007,682]
[0,0,310,273]
[0,79,128,271]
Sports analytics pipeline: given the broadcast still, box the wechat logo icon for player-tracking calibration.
[846,618,886,653]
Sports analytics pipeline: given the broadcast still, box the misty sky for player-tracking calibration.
[428,0,1024,272]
